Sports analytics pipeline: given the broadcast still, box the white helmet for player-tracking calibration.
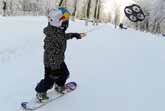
[48,7,70,27]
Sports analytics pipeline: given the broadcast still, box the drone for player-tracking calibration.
[124,4,145,22]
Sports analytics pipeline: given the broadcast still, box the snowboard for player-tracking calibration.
[21,82,77,110]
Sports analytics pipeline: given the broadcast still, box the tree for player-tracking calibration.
[97,0,101,21]
[59,0,64,7]
[3,0,7,16]
[85,0,91,25]
[71,0,78,21]
[150,0,165,33]
[114,1,121,28]
[58,0,67,7]
[93,0,99,25]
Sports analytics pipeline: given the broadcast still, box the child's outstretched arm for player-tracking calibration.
[65,33,86,40]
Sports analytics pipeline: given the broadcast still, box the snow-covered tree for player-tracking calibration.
[149,0,165,33]
[71,0,77,21]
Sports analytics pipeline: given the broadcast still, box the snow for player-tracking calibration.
[0,16,165,111]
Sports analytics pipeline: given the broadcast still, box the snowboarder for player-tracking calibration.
[119,23,127,30]
[35,7,86,102]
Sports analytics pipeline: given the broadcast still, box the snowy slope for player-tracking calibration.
[0,16,165,111]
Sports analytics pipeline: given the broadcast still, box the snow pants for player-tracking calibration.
[35,62,70,93]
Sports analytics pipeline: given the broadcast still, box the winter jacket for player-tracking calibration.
[43,25,81,70]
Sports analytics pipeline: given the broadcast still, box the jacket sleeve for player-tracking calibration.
[65,33,81,40]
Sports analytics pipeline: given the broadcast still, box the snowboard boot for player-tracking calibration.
[55,85,66,94]
[36,92,49,103]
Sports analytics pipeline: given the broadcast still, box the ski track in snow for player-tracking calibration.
[0,44,29,63]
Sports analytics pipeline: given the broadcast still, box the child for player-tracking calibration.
[35,7,86,102]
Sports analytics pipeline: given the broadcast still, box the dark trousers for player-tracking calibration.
[35,62,70,93]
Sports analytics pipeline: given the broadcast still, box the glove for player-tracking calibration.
[72,33,81,39]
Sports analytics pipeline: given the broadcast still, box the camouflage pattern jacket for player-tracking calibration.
[43,25,80,70]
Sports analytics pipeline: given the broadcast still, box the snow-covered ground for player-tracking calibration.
[0,16,165,111]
